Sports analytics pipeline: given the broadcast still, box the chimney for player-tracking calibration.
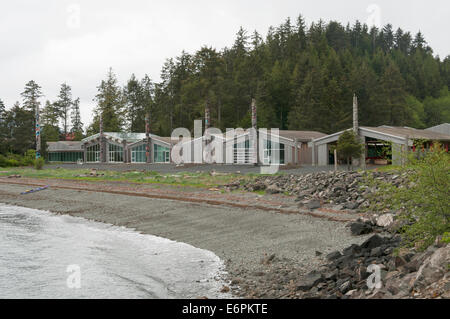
[353,94,359,134]
[145,113,151,163]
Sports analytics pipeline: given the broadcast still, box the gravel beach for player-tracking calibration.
[0,182,368,298]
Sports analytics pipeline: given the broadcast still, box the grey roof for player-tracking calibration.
[426,123,450,136]
[277,130,327,142]
[82,132,173,145]
[217,129,326,143]
[365,126,450,141]
[47,141,83,152]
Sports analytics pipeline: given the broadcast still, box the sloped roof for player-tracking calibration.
[426,123,450,136]
[218,129,326,142]
[364,126,450,141]
[47,141,83,152]
[82,132,176,145]
[277,130,327,142]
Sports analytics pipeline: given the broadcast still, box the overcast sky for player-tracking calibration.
[1,0,449,128]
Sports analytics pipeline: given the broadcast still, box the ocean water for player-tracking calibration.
[0,204,229,299]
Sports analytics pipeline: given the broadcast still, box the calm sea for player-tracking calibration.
[0,204,229,299]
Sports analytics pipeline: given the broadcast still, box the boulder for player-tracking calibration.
[266,184,281,194]
[412,245,449,289]
[297,272,324,291]
[376,214,394,228]
[350,222,373,236]
[360,235,385,250]
[326,251,342,261]
[305,199,321,210]
[339,281,351,294]
[344,201,359,210]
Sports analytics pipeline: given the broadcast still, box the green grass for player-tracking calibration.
[0,166,257,188]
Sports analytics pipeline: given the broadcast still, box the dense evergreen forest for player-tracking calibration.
[1,15,450,156]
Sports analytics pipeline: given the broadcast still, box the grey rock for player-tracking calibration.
[360,235,385,250]
[339,281,351,294]
[297,272,324,291]
[350,222,373,236]
[376,214,394,228]
[305,199,321,210]
[326,251,342,261]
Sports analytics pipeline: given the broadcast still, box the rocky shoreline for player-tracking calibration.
[225,235,449,299]
[223,171,449,299]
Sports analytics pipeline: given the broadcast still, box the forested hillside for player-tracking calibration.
[144,16,450,136]
[1,15,450,156]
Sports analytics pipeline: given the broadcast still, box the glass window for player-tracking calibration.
[108,143,123,162]
[263,140,285,164]
[87,144,100,162]
[233,139,254,164]
[48,152,84,162]
[131,144,147,163]
[154,144,170,163]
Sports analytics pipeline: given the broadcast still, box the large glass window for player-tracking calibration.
[233,139,254,164]
[108,143,123,162]
[86,144,100,162]
[263,140,285,164]
[154,144,170,163]
[131,144,147,163]
[48,152,83,162]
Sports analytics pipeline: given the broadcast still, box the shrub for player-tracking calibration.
[336,130,364,170]
[34,157,45,170]
[368,143,449,250]
[24,149,36,166]
[6,159,20,167]
[0,154,7,167]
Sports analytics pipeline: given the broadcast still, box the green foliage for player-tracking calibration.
[423,87,450,126]
[443,232,450,244]
[140,17,449,135]
[336,130,364,169]
[367,145,450,250]
[34,157,45,170]
[0,150,38,167]
[54,83,73,135]
[24,149,36,165]
[88,68,125,134]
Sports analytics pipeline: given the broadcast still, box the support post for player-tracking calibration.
[311,142,316,166]
[294,138,299,164]
[334,149,338,172]
[123,140,127,163]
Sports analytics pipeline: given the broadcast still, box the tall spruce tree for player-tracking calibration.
[124,74,144,132]
[89,68,125,134]
[41,100,60,142]
[71,98,83,140]
[54,83,73,136]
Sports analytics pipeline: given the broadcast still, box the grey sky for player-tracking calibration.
[1,0,449,128]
